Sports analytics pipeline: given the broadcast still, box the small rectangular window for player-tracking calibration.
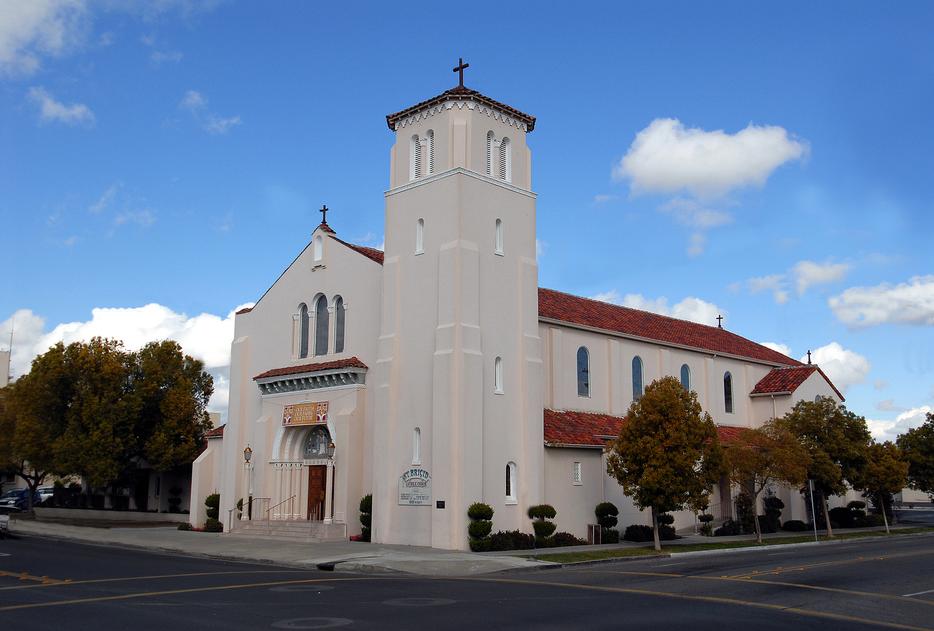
[572,462,582,485]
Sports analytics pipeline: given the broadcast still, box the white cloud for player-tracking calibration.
[0,0,88,75]
[875,399,906,413]
[803,342,870,393]
[89,182,120,214]
[180,89,240,134]
[746,274,789,305]
[874,379,889,391]
[686,232,706,257]
[204,114,241,134]
[793,260,850,295]
[27,86,94,126]
[0,302,253,414]
[114,209,155,228]
[613,118,808,199]
[179,89,206,111]
[536,239,547,260]
[761,342,792,357]
[868,406,932,441]
[660,198,733,229]
[591,290,723,326]
[150,49,183,64]
[593,194,618,204]
[829,275,934,327]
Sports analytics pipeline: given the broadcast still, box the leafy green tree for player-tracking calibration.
[859,441,908,534]
[776,396,872,537]
[606,376,723,551]
[897,413,934,499]
[722,420,811,542]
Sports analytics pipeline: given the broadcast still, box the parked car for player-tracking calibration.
[0,489,40,511]
[37,486,55,504]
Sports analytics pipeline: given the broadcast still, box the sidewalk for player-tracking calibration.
[5,518,546,576]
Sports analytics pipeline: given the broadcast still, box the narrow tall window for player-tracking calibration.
[333,296,345,353]
[506,462,517,503]
[499,137,511,182]
[494,218,504,255]
[572,462,582,485]
[426,129,434,175]
[680,364,691,391]
[314,295,329,356]
[410,134,422,180]
[313,234,323,261]
[632,356,644,401]
[577,346,590,397]
[298,303,309,359]
[486,131,495,176]
[494,356,504,394]
[724,371,734,414]
[412,427,421,465]
[415,218,424,254]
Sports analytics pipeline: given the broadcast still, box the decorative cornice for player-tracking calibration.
[256,366,367,395]
[385,167,536,199]
[392,99,530,133]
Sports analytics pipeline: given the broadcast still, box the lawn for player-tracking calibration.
[531,527,934,564]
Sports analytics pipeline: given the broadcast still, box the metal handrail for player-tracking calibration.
[266,495,297,521]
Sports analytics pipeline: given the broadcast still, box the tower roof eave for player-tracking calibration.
[386,86,536,132]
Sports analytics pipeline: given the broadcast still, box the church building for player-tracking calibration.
[190,64,844,548]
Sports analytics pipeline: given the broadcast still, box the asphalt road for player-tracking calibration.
[1,532,934,630]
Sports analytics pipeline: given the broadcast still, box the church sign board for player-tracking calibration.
[398,467,431,506]
[282,402,329,427]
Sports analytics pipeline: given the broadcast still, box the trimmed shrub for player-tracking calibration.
[527,504,557,520]
[168,486,183,513]
[359,494,372,542]
[467,501,494,551]
[595,502,619,530]
[864,513,885,527]
[714,519,741,536]
[829,506,854,529]
[757,514,777,534]
[698,513,714,536]
[489,530,535,551]
[205,493,220,521]
[735,493,755,534]
[603,529,620,543]
[782,519,808,532]
[656,513,675,526]
[468,502,494,521]
[177,522,193,531]
[527,504,557,546]
[623,524,654,542]
[847,500,867,511]
[532,520,557,539]
[552,532,587,547]
[204,518,223,533]
[763,496,784,532]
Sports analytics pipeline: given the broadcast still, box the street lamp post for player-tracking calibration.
[243,445,254,521]
[324,442,336,524]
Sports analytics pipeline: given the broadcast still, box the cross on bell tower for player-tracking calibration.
[452,57,469,87]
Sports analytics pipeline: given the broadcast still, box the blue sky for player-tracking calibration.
[2,1,932,437]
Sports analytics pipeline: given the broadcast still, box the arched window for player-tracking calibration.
[724,371,734,414]
[577,346,590,397]
[632,356,644,401]
[410,134,422,181]
[499,137,511,182]
[333,296,345,354]
[680,364,691,391]
[495,218,504,255]
[415,218,424,254]
[314,295,329,356]
[412,427,421,465]
[494,356,504,394]
[506,461,517,503]
[313,234,323,261]
[298,303,309,359]
[486,131,495,176]
[303,425,332,460]
[426,129,434,175]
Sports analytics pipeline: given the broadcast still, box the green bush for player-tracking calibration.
[468,520,493,540]
[623,524,654,542]
[205,493,220,520]
[527,504,557,520]
[714,519,741,536]
[847,500,867,511]
[469,538,491,552]
[603,529,620,543]
[864,513,886,527]
[763,495,784,532]
[467,502,494,521]
[204,518,223,533]
[829,506,854,528]
[177,522,193,531]
[735,493,755,534]
[656,513,675,526]
[757,514,777,534]
[594,502,619,530]
[781,519,808,532]
[489,530,535,551]
[532,520,557,539]
[552,532,587,547]
[359,494,372,542]
[698,513,714,536]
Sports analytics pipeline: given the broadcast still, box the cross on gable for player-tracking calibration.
[452,57,469,87]
[716,314,724,329]
[319,204,328,224]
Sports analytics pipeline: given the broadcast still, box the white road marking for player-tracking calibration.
[902,588,934,598]
[657,562,684,567]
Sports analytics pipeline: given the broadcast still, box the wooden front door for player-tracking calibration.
[307,465,327,520]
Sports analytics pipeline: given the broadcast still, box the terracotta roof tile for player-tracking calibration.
[254,357,368,381]
[235,306,253,315]
[716,425,747,444]
[331,235,384,265]
[544,409,625,448]
[205,424,225,439]
[386,85,536,131]
[751,365,845,401]
[539,288,801,367]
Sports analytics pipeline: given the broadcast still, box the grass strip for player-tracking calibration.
[532,527,934,564]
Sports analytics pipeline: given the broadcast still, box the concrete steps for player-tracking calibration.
[229,519,347,542]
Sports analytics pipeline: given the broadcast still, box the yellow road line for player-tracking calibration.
[0,571,64,585]
[0,577,388,611]
[725,548,934,579]
[0,569,316,592]
[463,576,933,631]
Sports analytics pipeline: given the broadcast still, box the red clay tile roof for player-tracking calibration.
[386,85,536,131]
[254,357,368,381]
[331,235,384,265]
[317,221,336,234]
[544,409,625,448]
[205,424,225,439]
[751,365,845,401]
[716,425,748,444]
[539,288,801,367]
[236,306,253,315]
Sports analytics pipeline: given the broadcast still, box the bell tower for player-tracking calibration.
[371,62,544,549]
